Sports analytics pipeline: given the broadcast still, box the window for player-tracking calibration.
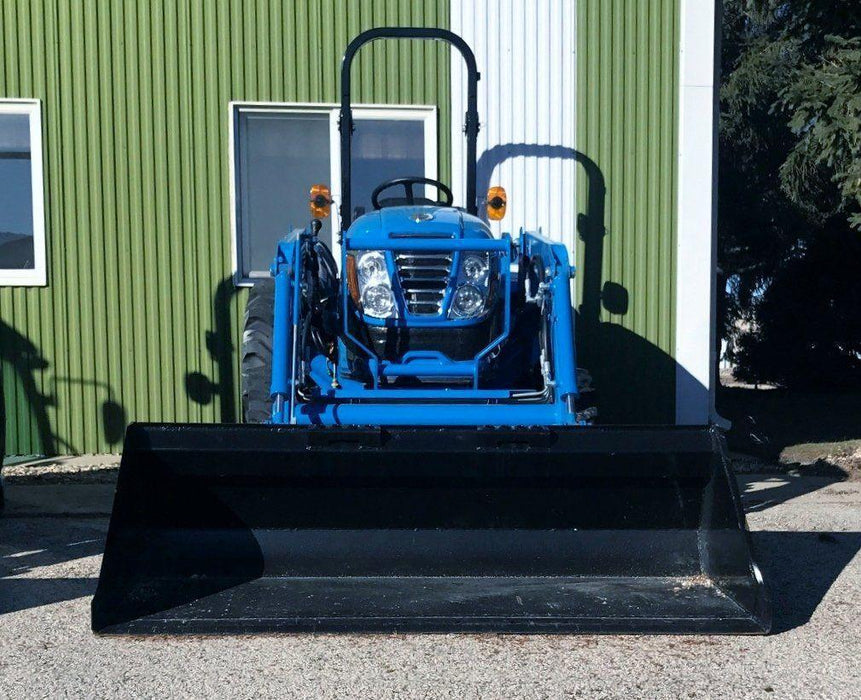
[0,100,45,286]
[230,103,437,285]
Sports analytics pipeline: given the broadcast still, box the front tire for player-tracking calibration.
[241,278,275,423]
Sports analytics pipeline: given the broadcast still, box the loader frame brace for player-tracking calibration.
[338,27,480,228]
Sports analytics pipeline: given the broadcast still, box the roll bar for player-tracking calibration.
[338,27,481,230]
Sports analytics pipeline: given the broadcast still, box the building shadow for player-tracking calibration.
[0,577,96,615]
[719,385,861,463]
[0,514,105,614]
[737,473,847,514]
[477,144,676,423]
[752,530,861,633]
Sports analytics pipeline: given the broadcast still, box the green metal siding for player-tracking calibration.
[0,0,450,455]
[576,0,679,423]
[1,0,683,454]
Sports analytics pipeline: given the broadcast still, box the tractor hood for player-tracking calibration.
[346,206,492,241]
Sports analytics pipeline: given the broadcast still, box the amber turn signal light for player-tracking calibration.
[309,184,332,219]
[345,254,361,308]
[486,186,507,221]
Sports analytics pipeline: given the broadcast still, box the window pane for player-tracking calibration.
[351,119,425,216]
[237,111,331,276]
[0,114,35,270]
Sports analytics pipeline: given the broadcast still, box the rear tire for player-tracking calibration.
[241,278,275,423]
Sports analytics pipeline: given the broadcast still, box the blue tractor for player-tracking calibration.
[243,209,585,426]
[93,28,770,635]
[240,29,582,429]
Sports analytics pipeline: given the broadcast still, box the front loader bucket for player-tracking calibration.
[92,424,770,634]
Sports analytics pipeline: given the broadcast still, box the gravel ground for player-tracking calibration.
[1,471,859,698]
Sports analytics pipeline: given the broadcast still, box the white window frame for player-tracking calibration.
[327,106,438,243]
[0,99,46,286]
[229,102,437,286]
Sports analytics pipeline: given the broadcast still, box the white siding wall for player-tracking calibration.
[675,0,719,425]
[450,0,577,254]
[453,0,720,426]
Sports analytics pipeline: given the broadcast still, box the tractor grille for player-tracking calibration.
[395,252,452,316]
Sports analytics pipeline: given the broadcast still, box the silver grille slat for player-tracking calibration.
[395,251,452,315]
[396,253,453,260]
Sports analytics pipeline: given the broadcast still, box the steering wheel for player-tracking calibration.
[371,177,454,209]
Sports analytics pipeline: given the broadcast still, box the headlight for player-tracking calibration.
[451,283,485,318]
[461,253,489,284]
[448,252,495,319]
[349,251,398,319]
[362,284,395,317]
[357,251,387,281]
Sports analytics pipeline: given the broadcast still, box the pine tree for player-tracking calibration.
[719,0,861,388]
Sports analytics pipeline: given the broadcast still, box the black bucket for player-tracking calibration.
[91,424,771,634]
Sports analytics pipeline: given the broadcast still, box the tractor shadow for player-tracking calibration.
[737,472,849,514]
[184,277,240,422]
[477,143,681,423]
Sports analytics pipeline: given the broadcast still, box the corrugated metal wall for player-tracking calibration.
[1,0,681,454]
[575,0,680,422]
[449,0,577,252]
[0,0,450,456]
[451,0,680,422]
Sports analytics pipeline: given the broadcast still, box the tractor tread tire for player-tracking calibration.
[241,278,275,424]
